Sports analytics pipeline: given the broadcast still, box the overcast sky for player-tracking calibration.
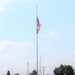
[0,0,74,75]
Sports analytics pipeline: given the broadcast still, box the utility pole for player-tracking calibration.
[39,56,42,75]
[27,62,29,75]
[43,67,45,75]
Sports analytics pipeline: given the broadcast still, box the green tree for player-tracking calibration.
[6,70,11,75]
[30,70,37,75]
[54,65,74,75]
[14,73,19,75]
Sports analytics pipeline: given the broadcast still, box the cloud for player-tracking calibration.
[49,29,60,39]
[0,41,32,51]
[0,5,16,12]
[17,0,34,3]
[0,41,32,66]
[0,0,15,12]
[39,29,61,40]
[0,0,34,12]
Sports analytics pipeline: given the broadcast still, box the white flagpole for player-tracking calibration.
[36,4,38,75]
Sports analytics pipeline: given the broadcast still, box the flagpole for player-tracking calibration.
[36,5,38,75]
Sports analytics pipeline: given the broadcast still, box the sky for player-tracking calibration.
[0,0,74,75]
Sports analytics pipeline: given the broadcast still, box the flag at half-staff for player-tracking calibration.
[36,16,41,75]
[37,17,41,33]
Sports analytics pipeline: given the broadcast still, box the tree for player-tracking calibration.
[14,73,19,75]
[53,65,74,75]
[30,70,37,75]
[6,70,11,75]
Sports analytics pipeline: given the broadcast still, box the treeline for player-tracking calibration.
[6,64,75,75]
